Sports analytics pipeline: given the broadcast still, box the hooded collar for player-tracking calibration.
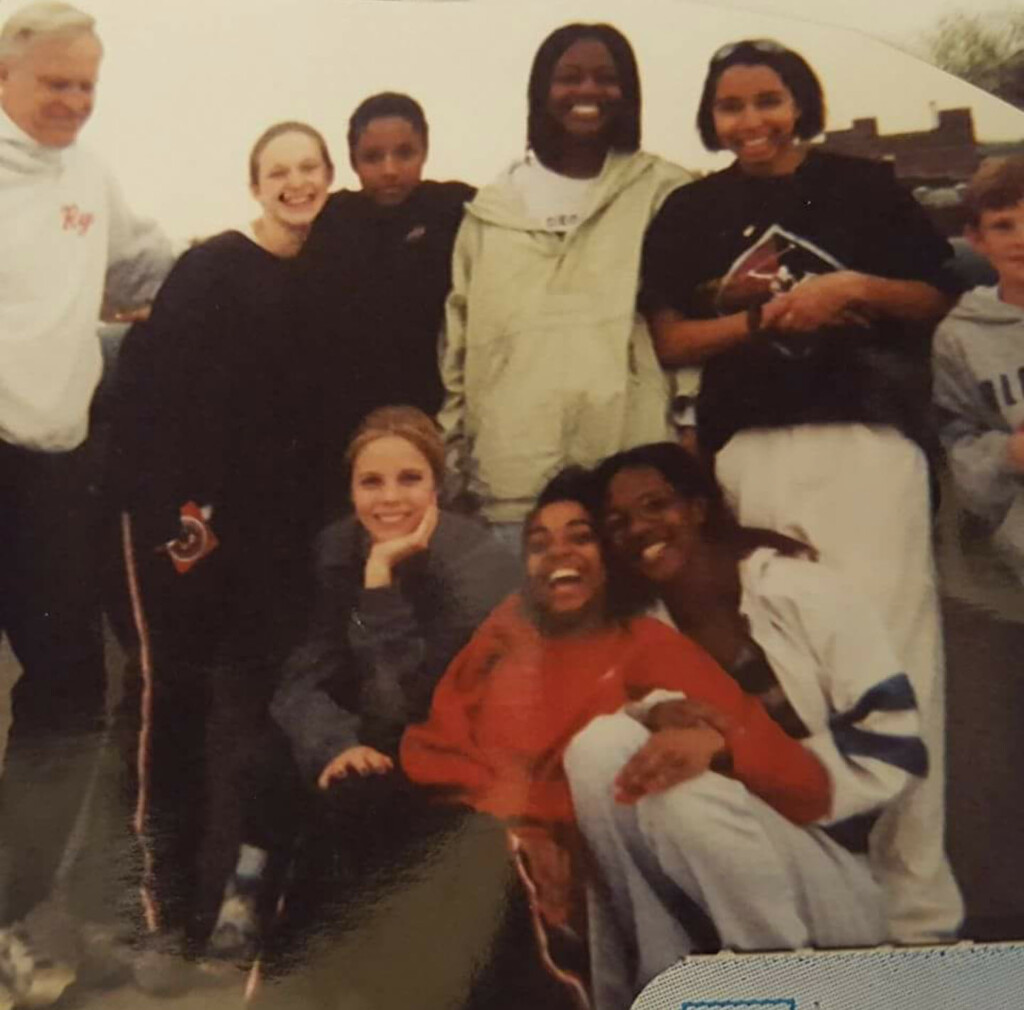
[465,149,659,232]
[949,285,1024,327]
[0,103,67,176]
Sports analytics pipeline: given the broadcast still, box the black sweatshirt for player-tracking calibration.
[298,181,475,481]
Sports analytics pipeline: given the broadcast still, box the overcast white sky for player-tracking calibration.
[63,0,1024,242]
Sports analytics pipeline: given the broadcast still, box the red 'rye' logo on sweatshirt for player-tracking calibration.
[61,204,95,236]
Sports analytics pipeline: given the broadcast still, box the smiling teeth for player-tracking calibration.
[549,567,581,585]
[641,542,667,562]
[571,104,601,117]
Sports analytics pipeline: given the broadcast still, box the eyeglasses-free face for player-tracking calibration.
[351,115,427,207]
[251,130,333,231]
[0,31,102,148]
[546,38,624,143]
[711,63,803,177]
[524,500,609,631]
[351,435,437,544]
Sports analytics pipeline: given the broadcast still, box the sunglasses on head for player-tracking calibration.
[711,39,788,63]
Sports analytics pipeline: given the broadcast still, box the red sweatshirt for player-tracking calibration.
[400,595,829,826]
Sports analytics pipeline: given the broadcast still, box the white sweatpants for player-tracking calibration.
[565,713,885,1010]
[716,424,963,941]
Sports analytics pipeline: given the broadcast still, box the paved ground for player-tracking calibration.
[2,482,1024,1006]
[0,639,251,1009]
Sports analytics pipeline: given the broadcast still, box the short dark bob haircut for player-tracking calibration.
[524,466,641,623]
[592,442,815,561]
[347,92,429,165]
[526,22,641,166]
[695,38,826,152]
[963,156,1024,228]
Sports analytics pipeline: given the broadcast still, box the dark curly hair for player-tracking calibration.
[524,466,642,623]
[592,442,815,563]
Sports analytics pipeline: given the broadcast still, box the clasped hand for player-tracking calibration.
[614,723,727,805]
[760,271,871,333]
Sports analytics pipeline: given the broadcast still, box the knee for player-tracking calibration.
[637,771,752,854]
[564,712,648,800]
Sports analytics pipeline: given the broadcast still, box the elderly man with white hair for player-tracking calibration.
[0,1,173,999]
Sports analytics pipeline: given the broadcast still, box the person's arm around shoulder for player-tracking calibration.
[102,167,176,316]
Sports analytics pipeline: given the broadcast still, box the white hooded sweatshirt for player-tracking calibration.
[0,107,174,451]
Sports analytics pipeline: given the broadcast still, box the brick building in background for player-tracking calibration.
[818,107,1024,234]
[818,107,980,185]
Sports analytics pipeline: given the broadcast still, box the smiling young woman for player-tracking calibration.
[111,120,337,967]
[709,62,805,177]
[233,406,522,983]
[638,38,963,944]
[570,441,930,1008]
[402,466,834,1007]
[439,22,691,545]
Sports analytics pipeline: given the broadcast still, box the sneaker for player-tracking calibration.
[131,931,193,998]
[0,927,76,1008]
[207,894,260,966]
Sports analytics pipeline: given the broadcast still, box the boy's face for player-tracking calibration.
[968,200,1024,290]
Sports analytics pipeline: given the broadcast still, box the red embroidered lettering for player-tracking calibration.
[59,204,96,236]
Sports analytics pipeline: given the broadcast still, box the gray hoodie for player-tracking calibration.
[933,285,1024,573]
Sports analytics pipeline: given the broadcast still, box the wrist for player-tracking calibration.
[364,558,392,588]
[745,302,763,337]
